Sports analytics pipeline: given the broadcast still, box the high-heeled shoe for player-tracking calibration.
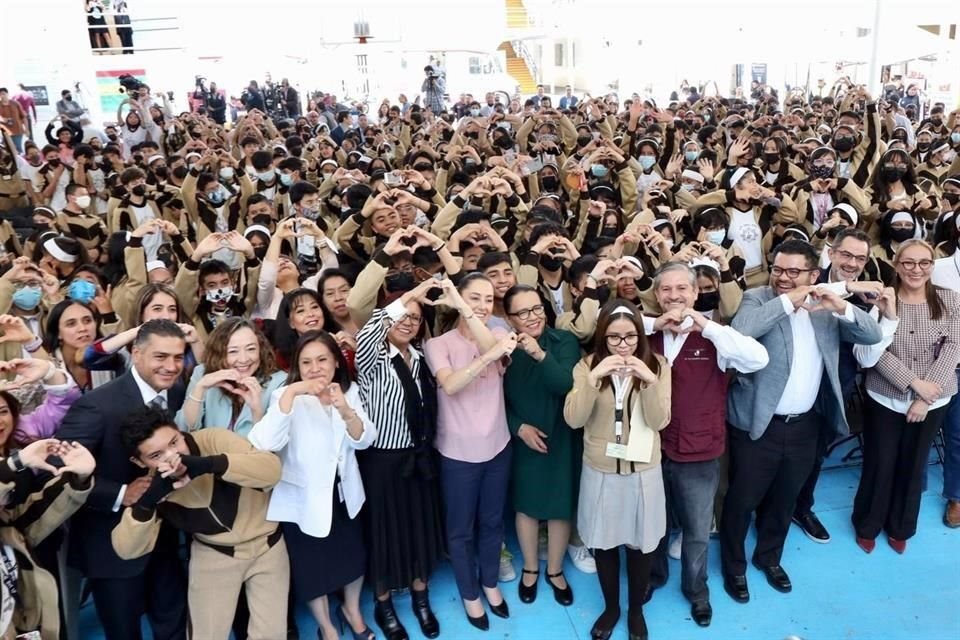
[546,571,573,606]
[410,589,439,639]
[464,609,489,632]
[856,536,876,554]
[518,569,539,603]
[374,597,408,640]
[484,590,510,619]
[336,605,376,640]
[888,536,907,554]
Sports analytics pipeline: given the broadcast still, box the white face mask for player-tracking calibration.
[74,195,91,208]
[219,167,235,180]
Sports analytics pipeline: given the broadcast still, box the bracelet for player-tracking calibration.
[187,393,203,403]
[41,361,58,383]
[433,242,446,252]
[9,451,25,472]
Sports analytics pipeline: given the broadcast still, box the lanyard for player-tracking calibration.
[612,375,631,443]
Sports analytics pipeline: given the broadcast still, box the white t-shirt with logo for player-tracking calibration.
[728,207,763,270]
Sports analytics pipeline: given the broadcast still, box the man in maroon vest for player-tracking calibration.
[646,262,769,627]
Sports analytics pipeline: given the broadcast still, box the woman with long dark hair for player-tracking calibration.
[274,287,357,375]
[249,330,377,640]
[852,239,960,553]
[563,299,671,640]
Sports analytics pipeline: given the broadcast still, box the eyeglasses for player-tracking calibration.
[770,266,817,279]
[897,259,933,271]
[507,305,545,320]
[605,333,639,346]
[833,250,869,265]
[398,314,422,325]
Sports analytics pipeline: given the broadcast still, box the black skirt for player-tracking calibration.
[359,447,446,593]
[282,477,365,602]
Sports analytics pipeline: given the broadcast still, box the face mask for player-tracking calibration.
[384,271,415,293]
[931,117,943,126]
[706,230,726,245]
[916,142,930,153]
[469,108,480,117]
[889,227,914,243]
[576,134,592,148]
[540,255,564,271]
[951,132,960,145]
[132,184,147,197]
[245,165,258,177]
[944,192,960,206]
[47,158,60,168]
[153,166,168,179]
[693,291,720,312]
[495,136,513,150]
[205,287,234,304]
[257,168,276,182]
[684,151,699,164]
[207,188,225,205]
[11,286,42,311]
[763,152,780,165]
[74,195,91,208]
[279,173,294,187]
[590,164,609,178]
[172,166,189,180]
[880,166,906,182]
[638,155,656,171]
[810,164,834,179]
[253,246,268,261]
[219,167,235,180]
[64,94,72,102]
[833,136,855,152]
[107,133,118,142]
[67,279,97,304]
[541,175,559,191]
[300,205,320,220]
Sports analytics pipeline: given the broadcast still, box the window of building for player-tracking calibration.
[469,56,481,74]
[554,42,564,66]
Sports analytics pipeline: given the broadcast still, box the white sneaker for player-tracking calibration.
[668,532,683,560]
[567,544,597,574]
[499,546,517,582]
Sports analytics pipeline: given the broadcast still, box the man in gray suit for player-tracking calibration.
[720,240,882,604]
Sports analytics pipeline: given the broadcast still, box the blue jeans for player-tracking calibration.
[650,457,720,603]
[943,371,960,502]
[441,444,512,600]
[10,134,23,153]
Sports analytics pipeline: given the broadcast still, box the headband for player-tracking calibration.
[146,154,165,165]
[787,228,810,242]
[681,169,705,184]
[43,238,78,263]
[931,142,950,156]
[729,167,749,187]
[689,256,721,275]
[244,224,271,238]
[890,211,914,225]
[612,305,635,316]
[33,206,56,218]
[943,177,960,189]
[146,260,167,273]
[830,203,859,227]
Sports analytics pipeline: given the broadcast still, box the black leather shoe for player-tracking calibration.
[546,571,573,606]
[723,574,750,603]
[691,600,712,627]
[589,608,620,640]
[793,511,831,543]
[411,589,439,639]
[488,599,509,619]
[627,610,648,640]
[466,612,489,631]
[752,560,792,593]
[374,598,409,640]
[518,569,539,603]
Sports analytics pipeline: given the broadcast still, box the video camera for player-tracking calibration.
[118,74,144,94]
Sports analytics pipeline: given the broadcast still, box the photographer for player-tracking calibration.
[242,81,266,114]
[421,65,445,114]
[206,81,227,125]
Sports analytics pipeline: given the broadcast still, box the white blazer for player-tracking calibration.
[248,384,376,538]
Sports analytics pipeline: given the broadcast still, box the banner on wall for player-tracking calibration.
[96,68,146,115]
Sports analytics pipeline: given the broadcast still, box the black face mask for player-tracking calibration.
[46,158,60,167]
[917,142,931,152]
[693,291,720,312]
[880,166,906,182]
[944,192,960,206]
[253,246,268,261]
[931,117,943,127]
[541,175,559,191]
[172,166,189,180]
[594,284,611,305]
[577,134,592,148]
[495,136,514,150]
[763,152,780,165]
[153,166,168,179]
[539,255,564,271]
[384,271,415,293]
[833,136,855,152]
[131,184,147,197]
[889,227,915,243]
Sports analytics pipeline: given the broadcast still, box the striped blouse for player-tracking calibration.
[355,300,427,450]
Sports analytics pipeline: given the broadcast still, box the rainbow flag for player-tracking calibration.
[96,68,147,118]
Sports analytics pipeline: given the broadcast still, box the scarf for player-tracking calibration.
[390,350,438,479]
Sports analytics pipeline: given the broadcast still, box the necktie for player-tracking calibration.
[149,396,167,412]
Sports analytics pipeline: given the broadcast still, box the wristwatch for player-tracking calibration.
[7,451,25,472]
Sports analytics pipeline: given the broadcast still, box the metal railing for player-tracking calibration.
[511,40,539,84]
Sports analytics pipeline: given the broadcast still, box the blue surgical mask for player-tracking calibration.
[706,230,727,245]
[11,285,42,311]
[257,168,276,182]
[68,279,97,304]
[279,173,294,187]
[638,155,656,171]
[590,164,609,178]
[951,132,960,145]
[684,151,699,164]
[207,188,225,205]
[470,108,480,117]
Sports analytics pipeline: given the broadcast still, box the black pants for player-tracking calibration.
[852,397,947,540]
[720,415,820,577]
[88,548,187,640]
[794,418,837,516]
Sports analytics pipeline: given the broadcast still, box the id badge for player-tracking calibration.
[605,442,628,459]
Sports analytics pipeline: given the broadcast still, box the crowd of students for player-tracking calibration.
[0,75,957,640]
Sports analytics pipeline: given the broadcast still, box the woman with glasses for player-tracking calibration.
[563,299,671,640]
[852,239,960,554]
[354,279,445,640]
[502,285,581,608]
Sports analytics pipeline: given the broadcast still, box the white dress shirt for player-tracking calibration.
[774,293,855,415]
[661,320,769,374]
[112,368,170,512]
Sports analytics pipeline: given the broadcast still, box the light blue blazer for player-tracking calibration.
[175,365,287,437]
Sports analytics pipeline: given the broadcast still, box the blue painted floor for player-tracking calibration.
[80,440,960,640]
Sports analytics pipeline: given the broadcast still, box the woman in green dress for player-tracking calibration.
[503,284,581,607]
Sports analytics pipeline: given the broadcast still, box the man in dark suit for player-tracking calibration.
[330,110,352,146]
[720,240,882,604]
[57,320,189,640]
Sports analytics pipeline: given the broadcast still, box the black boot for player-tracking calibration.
[411,588,440,638]
[374,597,409,640]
